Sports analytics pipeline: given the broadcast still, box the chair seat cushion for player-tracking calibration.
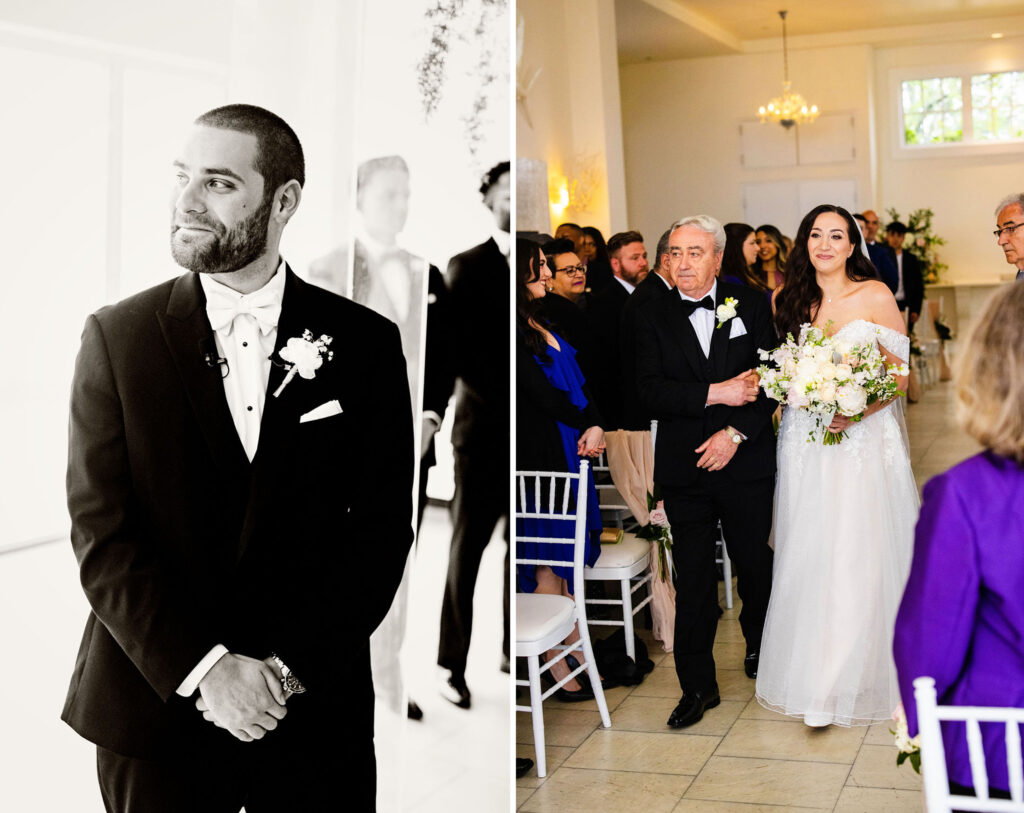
[516,594,575,644]
[584,534,649,577]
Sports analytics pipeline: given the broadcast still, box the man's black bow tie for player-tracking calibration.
[680,295,715,316]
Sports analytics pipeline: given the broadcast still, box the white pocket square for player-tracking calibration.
[300,399,343,423]
[729,318,748,339]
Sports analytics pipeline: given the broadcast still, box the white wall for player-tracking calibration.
[619,44,877,247]
[874,36,1024,283]
[517,0,626,236]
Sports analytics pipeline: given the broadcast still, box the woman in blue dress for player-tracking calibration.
[516,237,605,699]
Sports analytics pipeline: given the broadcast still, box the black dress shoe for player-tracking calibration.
[666,689,721,728]
[440,675,471,709]
[516,758,534,778]
[744,652,759,679]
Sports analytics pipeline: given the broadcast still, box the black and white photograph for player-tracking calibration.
[0,1,508,811]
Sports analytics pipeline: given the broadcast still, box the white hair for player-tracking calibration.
[995,193,1024,218]
[668,215,726,254]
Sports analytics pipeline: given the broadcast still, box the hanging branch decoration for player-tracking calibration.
[417,0,509,162]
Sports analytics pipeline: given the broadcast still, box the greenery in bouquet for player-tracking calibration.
[885,207,947,284]
[757,322,908,446]
[635,488,674,582]
[890,704,922,774]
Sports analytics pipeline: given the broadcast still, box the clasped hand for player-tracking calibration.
[195,653,288,742]
[577,425,605,458]
[709,370,760,407]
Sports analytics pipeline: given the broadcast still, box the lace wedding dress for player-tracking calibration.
[755,320,919,726]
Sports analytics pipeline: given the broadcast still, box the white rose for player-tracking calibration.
[788,387,810,408]
[819,362,838,381]
[834,363,853,380]
[280,337,326,378]
[796,358,818,378]
[819,381,837,402]
[836,383,868,415]
[812,346,832,365]
[716,299,737,322]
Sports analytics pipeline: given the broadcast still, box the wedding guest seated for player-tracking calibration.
[894,283,1024,803]
[516,237,605,701]
[752,224,788,293]
[555,222,585,257]
[581,226,613,293]
[721,223,767,292]
[884,221,924,330]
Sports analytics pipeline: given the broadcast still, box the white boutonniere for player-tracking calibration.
[715,297,738,329]
[271,329,334,398]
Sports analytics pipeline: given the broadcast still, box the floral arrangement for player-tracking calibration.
[891,703,922,774]
[272,329,334,398]
[635,489,673,582]
[757,323,909,445]
[885,207,947,284]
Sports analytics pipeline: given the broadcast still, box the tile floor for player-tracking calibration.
[516,379,981,813]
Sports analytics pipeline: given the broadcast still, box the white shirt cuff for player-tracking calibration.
[175,644,229,697]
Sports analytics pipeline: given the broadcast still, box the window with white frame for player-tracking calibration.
[898,68,1024,149]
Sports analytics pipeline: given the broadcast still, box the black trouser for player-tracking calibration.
[663,472,774,694]
[97,726,374,813]
[437,447,509,679]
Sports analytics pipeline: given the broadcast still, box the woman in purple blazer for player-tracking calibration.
[894,283,1024,799]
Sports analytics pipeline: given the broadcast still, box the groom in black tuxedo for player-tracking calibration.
[63,104,413,811]
[636,215,776,728]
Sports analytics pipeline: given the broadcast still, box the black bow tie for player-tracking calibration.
[680,295,714,316]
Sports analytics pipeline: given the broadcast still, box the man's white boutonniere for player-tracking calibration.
[715,297,739,329]
[271,329,334,398]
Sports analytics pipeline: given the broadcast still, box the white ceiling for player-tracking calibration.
[616,0,1024,64]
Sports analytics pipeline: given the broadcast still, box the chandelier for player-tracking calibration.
[758,10,819,129]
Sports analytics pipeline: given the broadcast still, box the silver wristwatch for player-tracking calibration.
[271,653,306,694]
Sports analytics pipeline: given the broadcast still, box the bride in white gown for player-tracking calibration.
[755,205,919,727]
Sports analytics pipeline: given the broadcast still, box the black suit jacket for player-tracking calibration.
[896,250,924,319]
[585,279,630,429]
[635,281,777,487]
[447,238,508,461]
[62,269,414,758]
[620,272,675,430]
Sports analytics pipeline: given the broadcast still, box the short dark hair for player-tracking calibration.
[654,228,672,269]
[480,161,510,196]
[542,238,577,272]
[556,222,582,234]
[195,104,305,201]
[607,230,644,259]
[886,221,908,235]
[852,213,867,224]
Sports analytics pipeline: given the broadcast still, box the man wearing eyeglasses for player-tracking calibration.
[994,193,1024,281]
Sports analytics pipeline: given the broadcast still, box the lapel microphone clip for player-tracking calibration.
[200,338,230,379]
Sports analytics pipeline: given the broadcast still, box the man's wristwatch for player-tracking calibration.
[725,426,744,444]
[271,653,306,695]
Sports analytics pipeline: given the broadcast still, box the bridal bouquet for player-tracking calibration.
[635,490,674,582]
[890,703,922,774]
[757,323,909,445]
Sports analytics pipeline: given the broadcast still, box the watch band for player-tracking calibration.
[725,426,743,444]
[271,653,306,694]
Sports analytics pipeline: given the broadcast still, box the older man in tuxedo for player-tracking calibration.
[636,215,776,729]
[63,104,413,811]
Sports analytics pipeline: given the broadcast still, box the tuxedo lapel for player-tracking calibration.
[709,286,732,380]
[669,295,707,381]
[157,273,249,479]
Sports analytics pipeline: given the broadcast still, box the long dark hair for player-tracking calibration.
[582,226,609,265]
[722,222,766,291]
[774,204,880,338]
[751,224,788,287]
[516,237,551,359]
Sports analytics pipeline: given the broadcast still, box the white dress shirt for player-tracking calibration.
[679,280,717,357]
[614,276,636,295]
[491,227,510,260]
[176,261,286,697]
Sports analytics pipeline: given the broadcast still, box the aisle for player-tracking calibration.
[516,381,980,813]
